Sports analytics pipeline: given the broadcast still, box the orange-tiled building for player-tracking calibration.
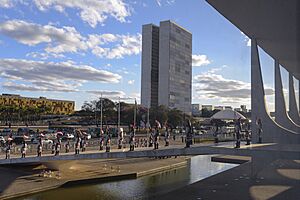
[0,94,75,115]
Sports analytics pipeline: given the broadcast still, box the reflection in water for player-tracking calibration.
[18,155,237,200]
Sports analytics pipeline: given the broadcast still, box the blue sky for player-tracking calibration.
[0,0,293,111]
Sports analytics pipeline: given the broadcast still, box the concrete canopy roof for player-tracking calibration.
[206,0,300,79]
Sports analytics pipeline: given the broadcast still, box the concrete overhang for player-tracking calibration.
[206,0,300,79]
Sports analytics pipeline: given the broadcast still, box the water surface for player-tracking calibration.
[18,155,237,200]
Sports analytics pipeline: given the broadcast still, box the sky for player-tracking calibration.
[0,0,296,111]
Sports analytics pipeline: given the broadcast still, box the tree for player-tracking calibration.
[167,108,183,128]
[149,105,168,126]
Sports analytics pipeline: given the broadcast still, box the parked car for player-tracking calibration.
[2,128,11,136]
[65,133,75,139]
[12,136,25,145]
[42,138,53,145]
[0,136,5,144]
[85,134,92,140]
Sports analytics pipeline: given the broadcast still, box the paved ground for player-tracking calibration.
[157,159,300,200]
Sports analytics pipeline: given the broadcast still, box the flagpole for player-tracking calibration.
[118,97,120,129]
[100,93,103,130]
[134,98,136,133]
[147,101,149,138]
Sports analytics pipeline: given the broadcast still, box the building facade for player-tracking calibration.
[141,20,192,114]
[192,104,202,116]
[0,94,75,115]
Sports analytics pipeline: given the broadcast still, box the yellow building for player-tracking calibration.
[0,94,75,115]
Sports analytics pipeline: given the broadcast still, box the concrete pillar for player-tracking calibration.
[251,39,300,144]
[274,61,300,133]
[288,73,300,125]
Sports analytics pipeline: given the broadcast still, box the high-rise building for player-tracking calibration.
[141,20,192,113]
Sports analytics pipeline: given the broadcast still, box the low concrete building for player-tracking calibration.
[0,94,75,115]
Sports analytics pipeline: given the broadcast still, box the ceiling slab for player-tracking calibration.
[206,0,300,79]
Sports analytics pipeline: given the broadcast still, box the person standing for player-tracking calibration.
[154,128,160,150]
[51,142,56,154]
[75,139,80,155]
[256,118,263,143]
[129,126,135,151]
[99,129,104,151]
[21,141,27,158]
[37,143,42,157]
[105,135,111,152]
[173,131,176,141]
[180,128,184,143]
[235,118,242,148]
[165,127,170,146]
[5,143,11,159]
[65,141,70,153]
[82,138,87,152]
[118,128,124,149]
[245,121,251,145]
[55,141,61,156]
[148,129,154,147]
[185,119,193,148]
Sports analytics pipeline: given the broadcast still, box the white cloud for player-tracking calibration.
[86,90,139,102]
[193,69,274,104]
[192,54,211,67]
[26,52,65,60]
[0,20,141,59]
[241,31,251,47]
[128,80,135,85]
[156,0,175,7]
[33,0,131,28]
[90,33,142,59]
[0,20,87,54]
[0,0,13,8]
[0,58,121,92]
[86,90,125,98]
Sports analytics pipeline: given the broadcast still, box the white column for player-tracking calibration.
[288,73,300,125]
[251,39,300,143]
[274,61,300,132]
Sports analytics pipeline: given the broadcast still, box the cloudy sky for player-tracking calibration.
[0,0,294,111]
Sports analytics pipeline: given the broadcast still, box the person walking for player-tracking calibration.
[235,118,242,148]
[21,141,27,158]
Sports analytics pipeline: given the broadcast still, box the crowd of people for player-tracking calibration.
[1,118,264,160]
